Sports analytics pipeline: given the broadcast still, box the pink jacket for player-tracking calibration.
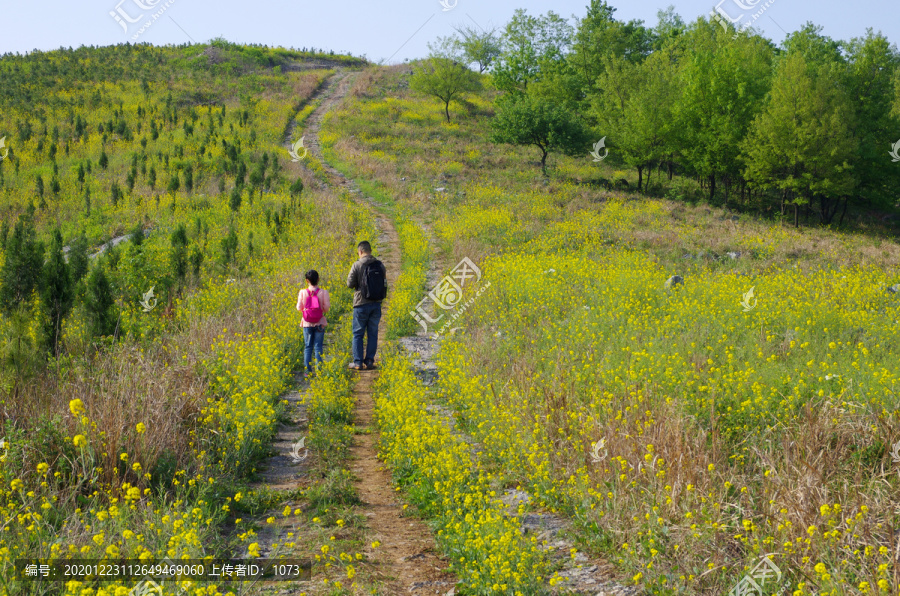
[296,286,330,327]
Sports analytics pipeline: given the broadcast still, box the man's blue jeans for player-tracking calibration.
[352,302,382,366]
[303,326,325,372]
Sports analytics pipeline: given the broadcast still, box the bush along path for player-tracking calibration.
[239,70,459,594]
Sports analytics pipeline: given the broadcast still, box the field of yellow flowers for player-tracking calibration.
[320,66,900,595]
[0,44,374,595]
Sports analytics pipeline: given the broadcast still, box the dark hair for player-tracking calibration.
[305,269,319,285]
[357,241,372,254]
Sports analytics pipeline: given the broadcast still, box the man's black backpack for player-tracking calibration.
[360,259,387,301]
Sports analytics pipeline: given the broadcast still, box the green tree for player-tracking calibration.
[673,20,773,201]
[843,30,900,212]
[571,0,653,90]
[593,49,678,192]
[84,265,118,337]
[289,177,304,199]
[893,68,900,117]
[229,187,242,211]
[41,229,73,354]
[410,57,482,122]
[220,226,239,269]
[167,173,180,196]
[493,9,573,93]
[490,93,592,175]
[110,181,121,207]
[68,232,90,285]
[130,223,144,247]
[432,24,502,73]
[0,211,44,314]
[184,165,194,193]
[743,52,857,226]
[170,224,189,285]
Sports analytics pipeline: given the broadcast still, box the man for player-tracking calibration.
[346,241,387,370]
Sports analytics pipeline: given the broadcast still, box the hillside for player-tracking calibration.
[1,24,900,596]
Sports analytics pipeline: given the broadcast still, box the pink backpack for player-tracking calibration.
[302,288,324,323]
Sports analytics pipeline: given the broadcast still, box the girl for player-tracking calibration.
[296,269,331,374]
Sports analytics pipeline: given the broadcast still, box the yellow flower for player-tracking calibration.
[69,399,85,416]
[136,423,146,434]
[73,435,87,448]
[37,463,49,474]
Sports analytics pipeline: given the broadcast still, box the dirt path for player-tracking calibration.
[285,70,456,594]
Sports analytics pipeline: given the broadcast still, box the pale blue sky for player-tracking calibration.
[0,0,897,62]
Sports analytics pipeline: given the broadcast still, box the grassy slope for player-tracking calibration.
[0,44,374,595]
[322,65,900,595]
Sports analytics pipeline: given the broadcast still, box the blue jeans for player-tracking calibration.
[351,302,382,365]
[303,326,325,372]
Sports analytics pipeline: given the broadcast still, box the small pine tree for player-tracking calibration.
[289,177,304,199]
[167,173,180,196]
[0,211,44,314]
[131,223,144,247]
[99,150,109,169]
[229,187,242,211]
[84,265,118,338]
[68,232,90,285]
[41,229,73,354]
[220,226,239,269]
[189,246,204,278]
[170,224,189,284]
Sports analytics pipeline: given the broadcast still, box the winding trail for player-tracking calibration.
[273,69,457,593]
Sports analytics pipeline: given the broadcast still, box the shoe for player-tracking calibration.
[364,362,378,370]
[348,363,362,370]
